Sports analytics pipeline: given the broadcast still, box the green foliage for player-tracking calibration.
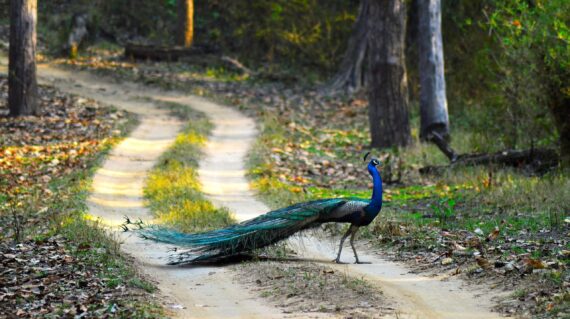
[38,0,177,52]
[483,0,568,149]
[436,1,568,152]
[430,197,456,228]
[195,0,357,71]
[96,0,176,42]
[488,0,569,75]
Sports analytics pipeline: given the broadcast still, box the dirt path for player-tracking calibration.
[17,63,283,318]
[1,56,503,318]
[152,96,269,222]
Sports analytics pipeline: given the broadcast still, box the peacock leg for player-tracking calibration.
[350,226,370,264]
[334,225,354,264]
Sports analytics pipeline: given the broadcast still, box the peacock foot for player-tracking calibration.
[333,258,347,264]
[354,260,371,264]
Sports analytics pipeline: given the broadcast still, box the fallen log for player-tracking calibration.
[124,43,214,61]
[420,148,559,175]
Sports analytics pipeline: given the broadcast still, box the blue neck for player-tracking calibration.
[367,165,383,212]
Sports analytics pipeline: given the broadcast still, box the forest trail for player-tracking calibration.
[0,56,502,318]
[18,62,284,319]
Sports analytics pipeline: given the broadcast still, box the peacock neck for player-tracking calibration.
[368,167,383,213]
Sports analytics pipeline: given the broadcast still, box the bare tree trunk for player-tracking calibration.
[328,0,370,93]
[367,0,411,148]
[418,0,449,141]
[9,0,38,116]
[546,76,570,168]
[177,0,194,48]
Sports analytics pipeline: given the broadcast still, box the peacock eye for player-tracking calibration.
[372,159,379,165]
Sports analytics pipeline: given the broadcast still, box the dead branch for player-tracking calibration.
[221,56,256,76]
[420,148,559,175]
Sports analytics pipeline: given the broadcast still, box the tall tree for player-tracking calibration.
[328,0,370,93]
[9,0,38,116]
[367,0,411,148]
[177,0,194,48]
[418,0,449,141]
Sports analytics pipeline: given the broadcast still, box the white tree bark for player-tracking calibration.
[418,0,449,140]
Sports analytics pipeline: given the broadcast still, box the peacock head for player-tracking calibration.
[363,152,381,173]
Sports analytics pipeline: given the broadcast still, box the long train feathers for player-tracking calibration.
[135,158,383,265]
[137,198,368,264]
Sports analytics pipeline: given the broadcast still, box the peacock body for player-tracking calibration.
[137,158,383,265]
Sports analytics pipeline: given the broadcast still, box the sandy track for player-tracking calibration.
[0,56,502,318]
[24,64,283,318]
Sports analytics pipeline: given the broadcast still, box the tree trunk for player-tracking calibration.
[8,0,38,116]
[367,0,411,148]
[177,0,194,48]
[546,77,570,168]
[418,0,449,140]
[328,0,370,93]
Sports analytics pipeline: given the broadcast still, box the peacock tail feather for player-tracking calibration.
[138,198,369,264]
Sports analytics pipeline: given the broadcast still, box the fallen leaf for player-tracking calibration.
[523,257,546,270]
[441,257,453,265]
[486,227,500,242]
[475,256,492,270]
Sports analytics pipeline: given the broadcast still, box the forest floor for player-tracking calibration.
[0,40,568,318]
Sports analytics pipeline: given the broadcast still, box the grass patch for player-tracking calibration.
[144,101,236,232]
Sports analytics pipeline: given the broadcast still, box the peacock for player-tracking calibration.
[133,154,383,265]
